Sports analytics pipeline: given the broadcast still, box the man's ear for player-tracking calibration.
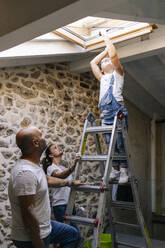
[49,154,53,158]
[32,138,39,147]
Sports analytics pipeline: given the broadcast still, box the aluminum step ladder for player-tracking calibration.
[65,111,152,248]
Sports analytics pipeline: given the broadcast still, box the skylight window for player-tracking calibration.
[53,16,156,51]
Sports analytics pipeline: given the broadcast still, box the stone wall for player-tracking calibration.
[0,63,152,247]
[0,63,101,247]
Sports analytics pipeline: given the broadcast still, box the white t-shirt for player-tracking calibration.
[8,159,51,241]
[47,164,72,207]
[99,71,124,103]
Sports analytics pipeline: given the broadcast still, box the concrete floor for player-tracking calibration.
[117,233,165,248]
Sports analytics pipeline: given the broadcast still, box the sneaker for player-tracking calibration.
[76,206,85,217]
[109,167,120,180]
[119,168,128,184]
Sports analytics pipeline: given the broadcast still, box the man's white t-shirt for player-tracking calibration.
[8,159,51,241]
[99,70,124,103]
[47,164,71,207]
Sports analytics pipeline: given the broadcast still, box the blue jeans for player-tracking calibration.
[13,220,80,248]
[53,204,67,223]
[101,104,128,168]
[99,77,128,168]
[53,205,80,233]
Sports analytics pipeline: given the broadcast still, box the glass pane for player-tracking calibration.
[59,16,150,41]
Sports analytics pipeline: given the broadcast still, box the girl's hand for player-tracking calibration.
[75,153,81,162]
[69,153,81,173]
[72,180,85,186]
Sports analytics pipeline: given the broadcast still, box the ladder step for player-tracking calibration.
[113,221,140,228]
[111,201,135,210]
[72,184,108,193]
[86,125,113,134]
[81,155,107,161]
[65,215,98,227]
[113,155,127,161]
[81,155,127,162]
[117,241,144,248]
[109,178,138,185]
[109,180,131,185]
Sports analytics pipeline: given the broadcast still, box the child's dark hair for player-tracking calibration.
[41,144,53,174]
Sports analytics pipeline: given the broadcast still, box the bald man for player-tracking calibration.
[8,126,81,248]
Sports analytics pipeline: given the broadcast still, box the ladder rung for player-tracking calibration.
[111,201,135,210]
[113,221,140,228]
[109,179,138,185]
[86,125,113,134]
[113,155,127,160]
[72,184,108,193]
[109,180,131,185]
[65,215,97,226]
[81,155,107,161]
[117,241,144,248]
[81,155,127,162]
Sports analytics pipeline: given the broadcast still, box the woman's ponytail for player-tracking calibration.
[41,144,53,174]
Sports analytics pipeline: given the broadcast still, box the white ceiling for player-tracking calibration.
[1,0,165,52]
